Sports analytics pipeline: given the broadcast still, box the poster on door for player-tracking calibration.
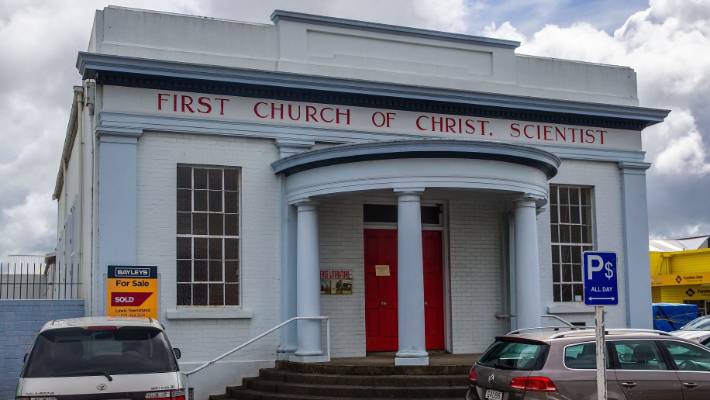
[107,265,158,318]
[320,269,353,295]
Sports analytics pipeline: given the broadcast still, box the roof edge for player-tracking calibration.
[77,52,671,129]
[270,10,520,49]
[271,139,561,179]
[53,86,83,200]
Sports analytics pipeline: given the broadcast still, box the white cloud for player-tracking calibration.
[483,0,710,179]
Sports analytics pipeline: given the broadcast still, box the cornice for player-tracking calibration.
[77,52,670,131]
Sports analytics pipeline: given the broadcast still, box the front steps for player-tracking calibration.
[211,360,470,400]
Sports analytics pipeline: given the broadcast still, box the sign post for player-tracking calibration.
[107,265,158,318]
[583,252,618,400]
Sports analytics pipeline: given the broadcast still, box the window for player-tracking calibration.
[564,342,612,369]
[477,340,547,371]
[23,327,178,377]
[176,165,240,306]
[363,204,442,225]
[550,185,594,302]
[612,341,667,370]
[661,341,710,372]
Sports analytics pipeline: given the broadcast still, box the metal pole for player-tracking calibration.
[595,305,607,400]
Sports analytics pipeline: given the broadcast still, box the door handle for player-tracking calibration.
[683,382,698,389]
[620,382,637,388]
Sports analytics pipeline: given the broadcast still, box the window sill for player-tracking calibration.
[546,303,596,314]
[165,307,253,320]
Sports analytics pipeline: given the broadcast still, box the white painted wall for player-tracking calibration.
[88,6,639,106]
[134,132,282,398]
[448,192,509,353]
[540,160,628,328]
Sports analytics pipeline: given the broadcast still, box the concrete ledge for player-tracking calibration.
[546,303,596,314]
[165,307,253,320]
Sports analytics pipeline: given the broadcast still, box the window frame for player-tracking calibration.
[176,164,241,307]
[549,184,596,303]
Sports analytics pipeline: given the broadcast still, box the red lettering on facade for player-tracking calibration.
[197,97,212,114]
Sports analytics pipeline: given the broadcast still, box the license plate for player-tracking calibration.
[485,389,503,400]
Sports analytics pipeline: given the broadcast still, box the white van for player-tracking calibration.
[16,317,186,400]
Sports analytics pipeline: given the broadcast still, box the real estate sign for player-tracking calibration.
[107,265,158,318]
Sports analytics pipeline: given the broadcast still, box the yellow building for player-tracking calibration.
[651,236,710,314]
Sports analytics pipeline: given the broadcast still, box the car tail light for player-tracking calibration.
[145,389,185,400]
[510,376,557,392]
[86,325,118,331]
[468,367,478,383]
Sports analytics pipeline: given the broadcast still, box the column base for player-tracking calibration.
[289,353,329,363]
[395,350,429,366]
[276,345,297,360]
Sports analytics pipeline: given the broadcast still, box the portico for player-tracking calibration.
[272,140,559,365]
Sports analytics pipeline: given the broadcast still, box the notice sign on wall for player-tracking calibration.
[320,270,353,295]
[107,265,158,318]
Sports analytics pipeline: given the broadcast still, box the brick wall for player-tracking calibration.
[542,160,628,328]
[134,132,282,363]
[0,300,84,399]
[318,196,366,357]
[449,193,508,353]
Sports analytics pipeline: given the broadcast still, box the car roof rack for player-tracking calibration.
[507,326,585,335]
[549,328,673,339]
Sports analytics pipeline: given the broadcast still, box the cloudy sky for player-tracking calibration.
[0,0,708,257]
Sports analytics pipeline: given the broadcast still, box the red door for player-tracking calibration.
[364,229,446,352]
[423,230,445,350]
[364,229,398,352]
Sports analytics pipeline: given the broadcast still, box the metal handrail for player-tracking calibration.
[541,314,574,327]
[183,316,330,400]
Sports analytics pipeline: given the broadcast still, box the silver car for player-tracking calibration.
[467,328,710,400]
[672,315,710,346]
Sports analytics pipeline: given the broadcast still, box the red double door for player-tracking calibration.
[364,229,445,352]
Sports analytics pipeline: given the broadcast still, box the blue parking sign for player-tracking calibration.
[583,252,618,306]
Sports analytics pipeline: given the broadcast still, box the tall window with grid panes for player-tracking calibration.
[549,185,594,302]
[176,165,240,306]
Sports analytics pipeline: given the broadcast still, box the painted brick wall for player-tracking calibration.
[541,159,628,328]
[0,300,84,400]
[134,132,282,364]
[449,193,508,354]
[318,196,366,357]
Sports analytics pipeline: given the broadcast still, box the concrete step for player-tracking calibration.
[258,369,469,386]
[238,379,467,398]
[275,360,470,376]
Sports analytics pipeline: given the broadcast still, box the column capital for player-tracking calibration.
[513,193,544,208]
[393,187,425,199]
[292,198,319,208]
[618,161,651,175]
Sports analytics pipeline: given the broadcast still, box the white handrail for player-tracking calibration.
[183,316,329,400]
[541,314,574,327]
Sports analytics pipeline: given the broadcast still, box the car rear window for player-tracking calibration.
[23,326,178,378]
[478,340,548,370]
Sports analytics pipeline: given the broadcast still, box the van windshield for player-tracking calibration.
[478,340,548,371]
[23,326,178,378]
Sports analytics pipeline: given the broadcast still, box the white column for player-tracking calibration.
[395,190,429,366]
[619,162,653,328]
[294,200,325,361]
[514,195,543,329]
[278,203,298,358]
